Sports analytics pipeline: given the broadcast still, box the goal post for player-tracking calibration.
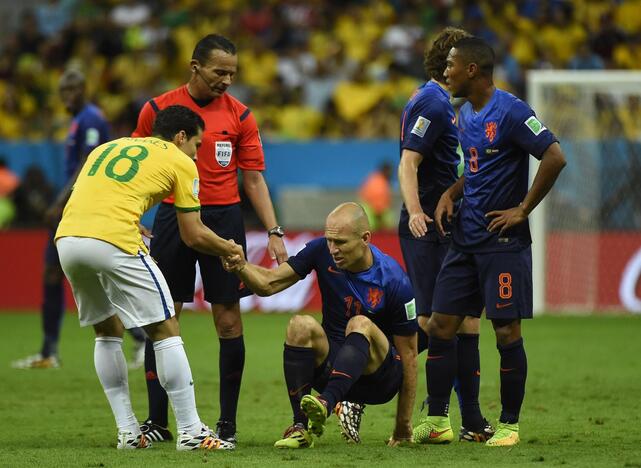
[527,70,641,314]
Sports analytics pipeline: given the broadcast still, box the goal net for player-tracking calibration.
[528,71,641,314]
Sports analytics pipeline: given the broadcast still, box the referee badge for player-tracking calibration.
[215,141,233,167]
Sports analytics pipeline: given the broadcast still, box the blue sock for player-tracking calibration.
[457,333,484,430]
[41,281,64,358]
[498,338,527,424]
[283,344,315,425]
[144,337,169,427]
[320,332,370,410]
[426,336,457,417]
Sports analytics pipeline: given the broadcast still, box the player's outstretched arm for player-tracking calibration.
[434,176,465,236]
[399,149,432,238]
[242,169,288,264]
[222,257,301,297]
[388,332,418,446]
[176,210,243,257]
[486,142,567,235]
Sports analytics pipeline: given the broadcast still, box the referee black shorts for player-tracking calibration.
[150,202,249,304]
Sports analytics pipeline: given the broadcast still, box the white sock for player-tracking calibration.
[94,337,140,434]
[154,336,202,435]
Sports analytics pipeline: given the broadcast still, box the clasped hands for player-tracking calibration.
[222,239,246,273]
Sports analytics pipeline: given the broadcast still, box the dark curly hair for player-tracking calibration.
[424,27,471,81]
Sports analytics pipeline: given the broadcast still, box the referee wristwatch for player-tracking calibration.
[267,225,285,238]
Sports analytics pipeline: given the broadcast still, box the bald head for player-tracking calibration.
[326,202,371,235]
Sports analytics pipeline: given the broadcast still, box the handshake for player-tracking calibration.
[222,239,247,273]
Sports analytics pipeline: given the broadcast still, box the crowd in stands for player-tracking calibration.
[1,0,641,142]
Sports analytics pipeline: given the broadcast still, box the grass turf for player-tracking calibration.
[1,311,640,467]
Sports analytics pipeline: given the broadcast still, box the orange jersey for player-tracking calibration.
[132,85,264,205]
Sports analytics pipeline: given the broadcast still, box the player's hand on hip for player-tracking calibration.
[268,235,288,264]
[486,205,528,236]
[408,212,432,238]
[434,193,454,237]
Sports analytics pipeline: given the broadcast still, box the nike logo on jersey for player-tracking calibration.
[496,302,513,309]
[330,370,352,379]
[327,266,343,275]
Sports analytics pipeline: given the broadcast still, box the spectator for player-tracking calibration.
[0,157,19,228]
[359,162,394,230]
[11,166,53,227]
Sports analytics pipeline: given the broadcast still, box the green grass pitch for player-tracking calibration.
[1,311,640,467]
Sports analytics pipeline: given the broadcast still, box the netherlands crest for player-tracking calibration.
[485,121,497,143]
[367,287,384,308]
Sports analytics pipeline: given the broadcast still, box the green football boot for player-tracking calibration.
[300,395,329,437]
[412,415,454,444]
[274,423,314,449]
[486,422,519,446]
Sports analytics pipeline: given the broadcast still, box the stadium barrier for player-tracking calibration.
[0,229,638,314]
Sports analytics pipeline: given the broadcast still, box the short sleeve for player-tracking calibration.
[173,155,201,212]
[132,100,156,138]
[507,100,558,160]
[79,115,110,158]
[236,110,265,171]
[401,97,446,155]
[286,237,325,279]
[387,274,419,336]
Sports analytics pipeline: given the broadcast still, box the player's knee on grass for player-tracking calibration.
[285,314,319,347]
[427,312,461,340]
[491,319,521,346]
[212,302,242,338]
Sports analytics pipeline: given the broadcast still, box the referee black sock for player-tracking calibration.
[283,344,315,426]
[426,336,457,417]
[219,336,245,424]
[457,333,484,430]
[320,332,370,411]
[498,338,527,424]
[144,337,169,427]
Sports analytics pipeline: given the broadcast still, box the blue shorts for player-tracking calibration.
[432,246,533,320]
[150,202,249,304]
[399,236,449,317]
[45,229,60,268]
[313,338,403,405]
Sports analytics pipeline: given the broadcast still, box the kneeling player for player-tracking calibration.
[55,105,243,450]
[223,203,418,447]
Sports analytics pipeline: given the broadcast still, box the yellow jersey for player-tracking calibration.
[56,136,200,255]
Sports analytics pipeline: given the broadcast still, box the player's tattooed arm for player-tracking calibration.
[388,332,418,446]
[486,142,566,235]
[399,149,432,238]
[223,260,301,297]
[434,176,465,236]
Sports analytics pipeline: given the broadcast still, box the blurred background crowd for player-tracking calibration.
[1,0,641,142]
